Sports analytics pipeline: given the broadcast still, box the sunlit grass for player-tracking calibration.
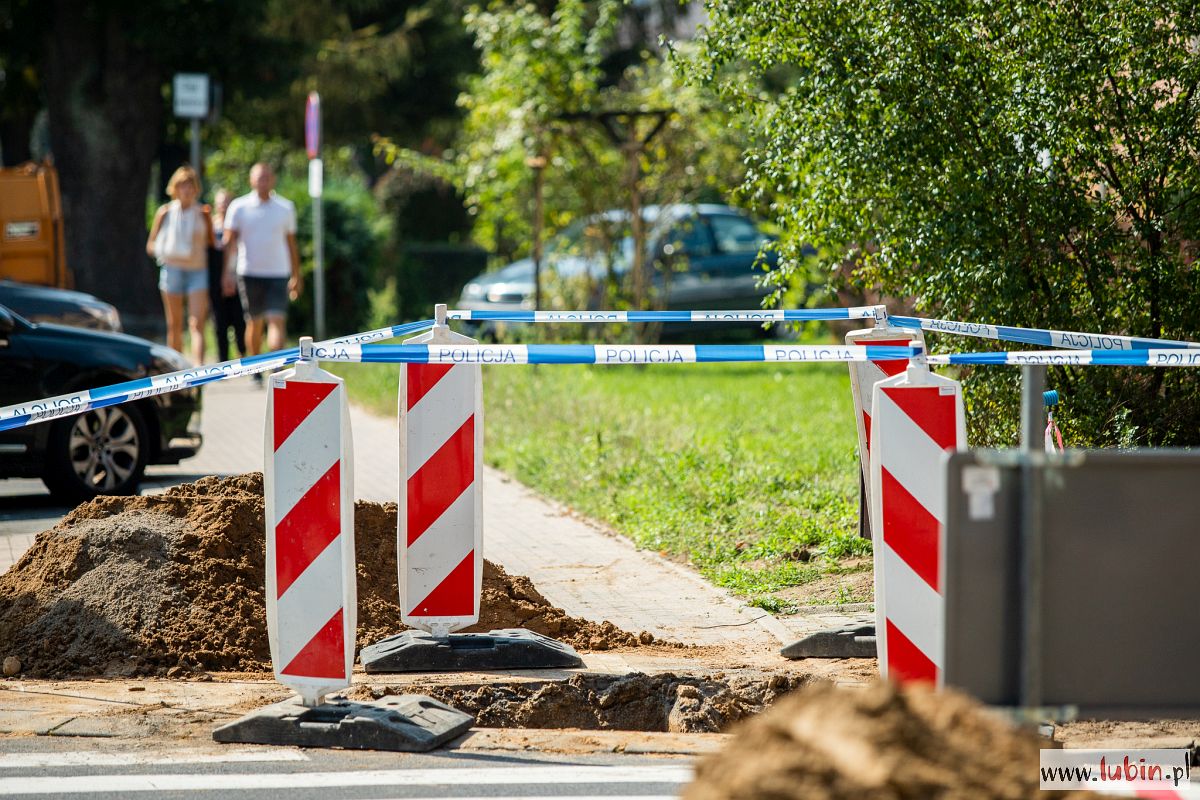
[330,350,869,613]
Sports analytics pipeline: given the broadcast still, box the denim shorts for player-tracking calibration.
[158,265,208,296]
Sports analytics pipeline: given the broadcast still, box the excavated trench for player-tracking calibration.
[0,473,814,733]
[354,671,809,733]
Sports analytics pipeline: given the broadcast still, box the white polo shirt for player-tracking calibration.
[226,191,297,278]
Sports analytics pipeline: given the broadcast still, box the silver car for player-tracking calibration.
[457,204,778,334]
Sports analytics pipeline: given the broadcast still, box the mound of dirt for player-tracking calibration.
[0,474,657,678]
[358,672,806,733]
[683,681,1091,800]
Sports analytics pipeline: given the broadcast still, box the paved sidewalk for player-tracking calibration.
[2,375,870,649]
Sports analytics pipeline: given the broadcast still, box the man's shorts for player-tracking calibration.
[158,265,208,296]
[238,276,289,319]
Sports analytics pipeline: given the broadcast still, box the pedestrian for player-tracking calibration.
[221,162,302,381]
[206,189,247,363]
[146,165,214,365]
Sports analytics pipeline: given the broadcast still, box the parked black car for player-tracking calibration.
[456,204,780,335]
[0,279,122,331]
[0,304,201,501]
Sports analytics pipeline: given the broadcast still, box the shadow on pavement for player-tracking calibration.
[0,491,69,519]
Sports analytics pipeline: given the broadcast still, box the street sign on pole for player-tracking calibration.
[308,159,323,199]
[173,73,210,177]
[306,92,326,341]
[305,93,321,160]
[173,74,210,118]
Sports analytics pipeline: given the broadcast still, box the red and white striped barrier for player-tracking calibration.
[264,355,356,706]
[869,361,965,685]
[398,314,483,638]
[847,324,926,533]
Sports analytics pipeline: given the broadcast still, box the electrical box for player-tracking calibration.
[943,450,1200,715]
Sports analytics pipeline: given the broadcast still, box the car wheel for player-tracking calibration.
[42,404,149,502]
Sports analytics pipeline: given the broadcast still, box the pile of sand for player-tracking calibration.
[683,681,1091,800]
[0,474,656,678]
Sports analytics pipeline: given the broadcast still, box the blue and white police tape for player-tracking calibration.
[304,342,922,365]
[0,319,436,433]
[892,315,1200,351]
[445,307,886,323]
[927,349,1200,367]
[318,318,437,346]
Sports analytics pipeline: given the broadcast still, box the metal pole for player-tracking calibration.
[626,139,646,343]
[313,192,325,341]
[306,93,325,342]
[858,471,870,540]
[1020,365,1045,452]
[1019,364,1045,712]
[190,118,202,175]
[529,156,545,314]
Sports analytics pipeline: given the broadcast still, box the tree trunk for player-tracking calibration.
[0,114,35,166]
[41,4,164,337]
[626,138,649,344]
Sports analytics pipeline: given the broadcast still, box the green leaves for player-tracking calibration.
[375,1,748,273]
[691,0,1200,445]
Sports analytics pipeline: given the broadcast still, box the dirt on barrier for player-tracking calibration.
[0,474,659,678]
[683,680,1094,800]
[354,671,809,733]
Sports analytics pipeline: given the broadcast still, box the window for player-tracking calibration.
[709,215,767,255]
[663,216,713,257]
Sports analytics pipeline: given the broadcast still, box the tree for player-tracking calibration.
[380,0,748,340]
[223,0,475,149]
[0,0,474,334]
[448,0,626,262]
[0,0,280,332]
[691,0,1200,446]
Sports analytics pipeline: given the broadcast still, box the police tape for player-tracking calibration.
[927,349,1200,367]
[891,315,1200,351]
[446,307,886,323]
[0,319,436,433]
[14,308,1199,436]
[304,342,923,365]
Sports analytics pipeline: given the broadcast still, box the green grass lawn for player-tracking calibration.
[329,355,872,613]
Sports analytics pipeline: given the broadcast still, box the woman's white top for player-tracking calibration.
[155,200,207,270]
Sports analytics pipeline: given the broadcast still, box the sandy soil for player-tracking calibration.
[0,474,662,678]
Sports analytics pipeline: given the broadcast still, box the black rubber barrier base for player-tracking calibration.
[360,628,584,673]
[212,695,473,751]
[781,623,877,659]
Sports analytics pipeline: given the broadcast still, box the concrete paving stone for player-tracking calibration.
[0,532,36,573]
[0,685,142,715]
[0,710,77,736]
[44,717,127,738]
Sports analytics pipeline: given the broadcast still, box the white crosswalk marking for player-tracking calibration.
[0,763,693,796]
[0,749,309,768]
[359,796,676,800]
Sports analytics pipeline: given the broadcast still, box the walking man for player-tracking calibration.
[221,163,302,374]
